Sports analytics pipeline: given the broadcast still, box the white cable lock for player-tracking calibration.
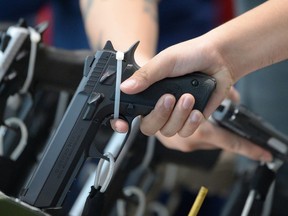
[0,126,6,156]
[117,186,146,216]
[94,152,115,193]
[0,117,28,160]
[20,27,41,94]
[241,190,256,216]
[114,51,124,119]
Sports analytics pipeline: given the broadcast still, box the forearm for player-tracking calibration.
[80,0,159,64]
[207,0,288,82]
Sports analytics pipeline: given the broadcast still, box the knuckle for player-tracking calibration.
[140,125,155,136]
[136,68,152,86]
[160,128,176,137]
[178,130,192,138]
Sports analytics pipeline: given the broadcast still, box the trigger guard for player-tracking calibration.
[88,114,131,161]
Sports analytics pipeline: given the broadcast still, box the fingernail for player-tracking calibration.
[114,125,126,133]
[182,97,193,109]
[163,96,174,109]
[121,79,137,89]
[190,111,202,123]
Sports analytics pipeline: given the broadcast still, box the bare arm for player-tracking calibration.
[80,0,159,65]
[119,0,288,126]
[207,0,288,82]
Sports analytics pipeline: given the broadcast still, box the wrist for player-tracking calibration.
[199,33,236,84]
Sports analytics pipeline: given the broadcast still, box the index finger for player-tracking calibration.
[120,48,178,94]
[120,51,174,94]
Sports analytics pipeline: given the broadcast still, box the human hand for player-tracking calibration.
[153,85,272,162]
[113,36,235,136]
[110,47,272,162]
[155,119,273,162]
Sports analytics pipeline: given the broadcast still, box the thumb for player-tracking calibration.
[120,49,177,94]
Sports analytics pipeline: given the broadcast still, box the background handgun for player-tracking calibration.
[212,99,288,162]
[0,21,91,196]
[19,41,216,209]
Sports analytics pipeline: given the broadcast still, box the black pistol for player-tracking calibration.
[212,99,288,162]
[19,41,216,209]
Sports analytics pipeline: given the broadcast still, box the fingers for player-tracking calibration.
[140,94,203,137]
[156,121,273,162]
[216,130,272,162]
[156,131,218,152]
[194,121,273,162]
[140,94,175,136]
[111,93,203,138]
[110,118,129,133]
[120,49,177,94]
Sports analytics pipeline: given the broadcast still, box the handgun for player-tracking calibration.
[19,41,216,209]
[212,99,288,162]
[0,20,91,125]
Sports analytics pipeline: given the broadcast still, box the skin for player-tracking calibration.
[120,0,288,126]
[79,0,279,161]
[80,0,158,64]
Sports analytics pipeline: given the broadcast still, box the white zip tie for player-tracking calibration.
[0,117,28,160]
[0,126,6,156]
[20,27,41,94]
[114,51,124,119]
[0,26,28,82]
[117,186,146,216]
[241,189,256,216]
[94,152,115,193]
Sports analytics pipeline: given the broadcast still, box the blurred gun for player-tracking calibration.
[0,20,91,125]
[212,99,288,162]
[0,20,92,196]
[19,40,216,209]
